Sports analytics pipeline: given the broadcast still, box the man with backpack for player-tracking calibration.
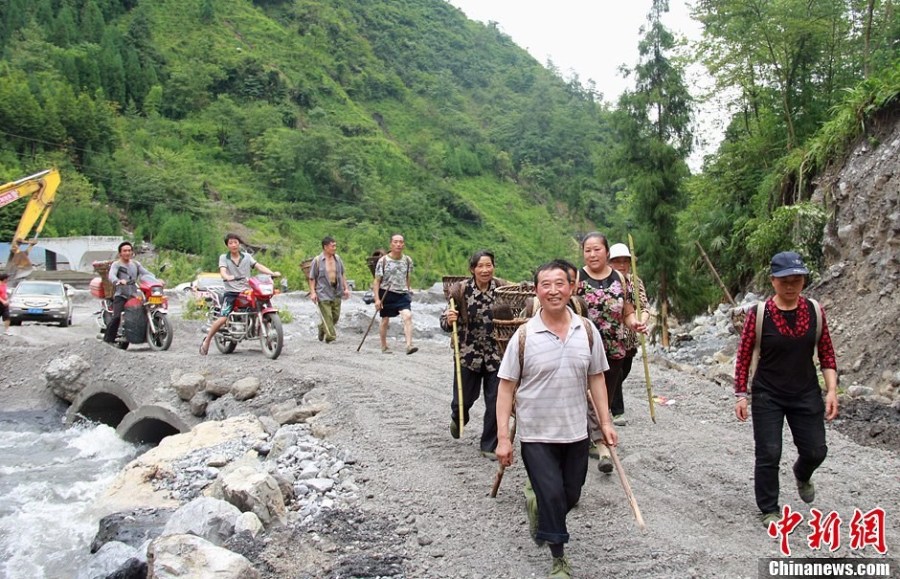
[495,261,617,579]
[308,236,351,343]
[373,233,417,355]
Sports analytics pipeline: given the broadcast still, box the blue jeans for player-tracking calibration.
[751,386,828,514]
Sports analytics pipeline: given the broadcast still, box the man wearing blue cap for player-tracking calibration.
[733,251,839,528]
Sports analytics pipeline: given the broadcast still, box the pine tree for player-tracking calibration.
[615,0,692,347]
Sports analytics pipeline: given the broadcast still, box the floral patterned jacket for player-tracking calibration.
[578,267,634,360]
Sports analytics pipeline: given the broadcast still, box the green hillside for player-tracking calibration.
[0,0,611,287]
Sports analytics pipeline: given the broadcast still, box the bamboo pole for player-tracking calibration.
[587,391,646,530]
[627,234,656,424]
[450,298,465,437]
[694,240,736,306]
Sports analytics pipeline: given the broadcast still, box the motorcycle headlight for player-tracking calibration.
[151,286,164,297]
[259,283,274,294]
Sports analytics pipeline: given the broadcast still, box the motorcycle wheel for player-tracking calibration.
[260,313,283,360]
[147,313,173,351]
[214,333,237,354]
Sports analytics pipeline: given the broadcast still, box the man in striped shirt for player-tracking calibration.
[496,261,618,579]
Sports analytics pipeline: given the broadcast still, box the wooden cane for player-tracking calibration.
[449,298,465,437]
[356,311,377,352]
[587,390,646,530]
[627,234,656,424]
[490,413,516,498]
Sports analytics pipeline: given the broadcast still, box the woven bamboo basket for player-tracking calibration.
[441,275,468,300]
[494,283,535,317]
[366,249,387,277]
[300,258,314,289]
[91,260,115,299]
[492,318,527,357]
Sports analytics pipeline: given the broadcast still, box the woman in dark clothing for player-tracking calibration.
[734,251,839,528]
[440,250,509,459]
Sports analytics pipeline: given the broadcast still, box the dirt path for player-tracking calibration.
[278,341,899,579]
[1,291,898,578]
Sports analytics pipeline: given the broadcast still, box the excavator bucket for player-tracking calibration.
[7,251,34,280]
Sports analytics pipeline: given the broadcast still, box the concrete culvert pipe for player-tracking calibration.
[116,405,190,445]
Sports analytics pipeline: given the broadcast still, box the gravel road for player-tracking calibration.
[1,289,897,578]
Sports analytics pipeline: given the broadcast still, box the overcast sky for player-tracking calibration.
[446,0,702,102]
[445,1,722,167]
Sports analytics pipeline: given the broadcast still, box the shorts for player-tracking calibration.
[221,292,240,317]
[379,290,411,318]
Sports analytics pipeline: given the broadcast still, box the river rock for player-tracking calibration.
[231,377,260,401]
[77,540,140,579]
[189,391,210,417]
[234,512,264,537]
[221,466,287,526]
[44,354,90,402]
[147,533,259,579]
[161,497,241,546]
[91,507,177,553]
[173,373,206,401]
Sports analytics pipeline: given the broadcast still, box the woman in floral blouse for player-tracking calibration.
[577,232,645,472]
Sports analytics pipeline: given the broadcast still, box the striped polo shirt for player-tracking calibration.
[498,313,608,443]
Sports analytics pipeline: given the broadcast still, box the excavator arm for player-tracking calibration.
[0,169,61,279]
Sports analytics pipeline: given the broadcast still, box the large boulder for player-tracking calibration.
[91,507,176,553]
[161,497,241,546]
[221,466,287,526]
[44,355,90,402]
[147,534,259,579]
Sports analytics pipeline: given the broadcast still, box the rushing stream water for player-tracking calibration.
[0,410,143,579]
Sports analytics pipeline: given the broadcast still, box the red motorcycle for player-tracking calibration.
[204,274,283,359]
[91,274,173,351]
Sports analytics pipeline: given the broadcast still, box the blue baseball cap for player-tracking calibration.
[770,251,809,277]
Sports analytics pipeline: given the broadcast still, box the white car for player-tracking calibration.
[8,280,74,327]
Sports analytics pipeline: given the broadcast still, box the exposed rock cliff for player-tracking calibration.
[814,104,900,395]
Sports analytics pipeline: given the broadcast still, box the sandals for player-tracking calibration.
[199,339,209,356]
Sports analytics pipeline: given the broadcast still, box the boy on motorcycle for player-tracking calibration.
[200,233,281,355]
[104,241,153,344]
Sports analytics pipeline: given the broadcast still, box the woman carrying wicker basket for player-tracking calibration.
[440,250,510,459]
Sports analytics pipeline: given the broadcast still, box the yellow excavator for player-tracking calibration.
[0,169,61,279]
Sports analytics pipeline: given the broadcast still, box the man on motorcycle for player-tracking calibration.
[104,241,153,345]
[200,233,281,355]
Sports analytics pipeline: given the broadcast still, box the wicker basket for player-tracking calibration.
[441,275,468,300]
[494,283,535,317]
[91,260,115,299]
[492,318,527,357]
[300,258,314,289]
[366,249,387,277]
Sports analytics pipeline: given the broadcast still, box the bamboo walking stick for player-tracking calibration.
[587,391,646,530]
[489,412,515,498]
[627,234,656,424]
[449,298,465,437]
[356,311,377,352]
[313,300,336,341]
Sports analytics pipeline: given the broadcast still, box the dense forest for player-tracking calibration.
[0,0,897,319]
